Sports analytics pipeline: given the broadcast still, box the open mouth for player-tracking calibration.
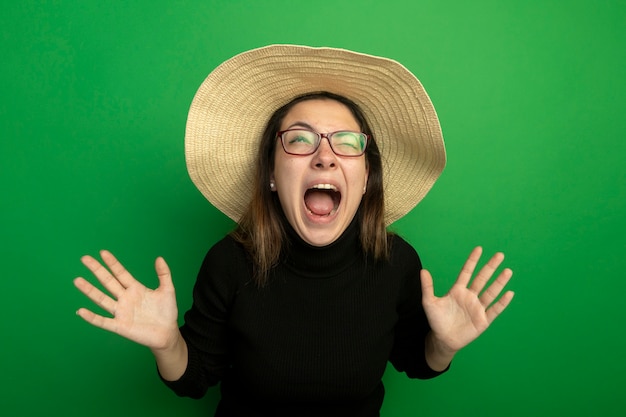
[304,184,341,217]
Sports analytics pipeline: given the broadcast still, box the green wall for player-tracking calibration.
[2,1,625,416]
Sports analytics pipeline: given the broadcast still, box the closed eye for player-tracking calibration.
[289,134,314,145]
[332,132,362,151]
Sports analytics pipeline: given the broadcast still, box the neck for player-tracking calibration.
[281,216,362,278]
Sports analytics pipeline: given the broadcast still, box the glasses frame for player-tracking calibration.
[276,128,369,157]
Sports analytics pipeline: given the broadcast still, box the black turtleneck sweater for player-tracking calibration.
[163,219,446,416]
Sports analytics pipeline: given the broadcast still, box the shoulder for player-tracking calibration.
[388,233,423,271]
[194,234,253,297]
[203,234,249,265]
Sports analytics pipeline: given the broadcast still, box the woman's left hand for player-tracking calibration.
[420,246,514,355]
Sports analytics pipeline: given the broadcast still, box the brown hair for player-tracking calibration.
[231,92,389,286]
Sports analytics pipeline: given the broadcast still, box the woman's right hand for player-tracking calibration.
[74,250,180,351]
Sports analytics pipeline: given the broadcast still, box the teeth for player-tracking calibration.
[306,207,338,216]
[310,184,337,191]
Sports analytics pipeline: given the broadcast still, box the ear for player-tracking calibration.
[269,174,276,191]
[363,167,369,194]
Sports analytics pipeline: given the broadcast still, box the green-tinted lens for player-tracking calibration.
[331,131,366,155]
[283,129,317,154]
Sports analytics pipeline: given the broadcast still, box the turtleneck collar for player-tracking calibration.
[281,214,363,279]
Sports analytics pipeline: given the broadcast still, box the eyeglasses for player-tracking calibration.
[277,129,369,157]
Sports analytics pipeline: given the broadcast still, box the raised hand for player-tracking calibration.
[74,250,180,351]
[420,246,514,355]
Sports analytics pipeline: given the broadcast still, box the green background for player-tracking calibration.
[2,1,625,416]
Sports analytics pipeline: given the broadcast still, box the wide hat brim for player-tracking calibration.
[186,44,446,226]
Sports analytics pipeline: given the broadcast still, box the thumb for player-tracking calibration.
[154,256,174,290]
[420,269,435,303]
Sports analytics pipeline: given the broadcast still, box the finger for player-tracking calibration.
[81,254,125,298]
[456,246,483,287]
[469,251,505,295]
[74,277,117,315]
[420,269,435,303]
[99,250,136,289]
[479,268,513,307]
[76,307,119,334]
[486,290,515,324]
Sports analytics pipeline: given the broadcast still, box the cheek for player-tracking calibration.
[273,158,302,192]
[353,162,369,185]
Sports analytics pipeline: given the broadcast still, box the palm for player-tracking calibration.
[74,250,180,350]
[421,247,514,353]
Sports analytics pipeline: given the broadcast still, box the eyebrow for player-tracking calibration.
[285,121,316,131]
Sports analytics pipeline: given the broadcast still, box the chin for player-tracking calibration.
[297,219,348,247]
[303,234,340,247]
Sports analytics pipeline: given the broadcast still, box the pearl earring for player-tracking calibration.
[270,181,276,190]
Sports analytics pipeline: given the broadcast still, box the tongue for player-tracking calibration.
[305,190,335,216]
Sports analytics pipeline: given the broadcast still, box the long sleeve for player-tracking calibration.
[387,237,449,379]
[161,237,246,398]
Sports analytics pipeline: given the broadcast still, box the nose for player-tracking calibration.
[312,136,337,168]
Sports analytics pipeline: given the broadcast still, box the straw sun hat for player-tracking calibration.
[185,44,446,225]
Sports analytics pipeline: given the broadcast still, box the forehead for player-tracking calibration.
[280,99,360,130]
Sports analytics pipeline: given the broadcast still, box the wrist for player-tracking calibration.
[151,330,184,357]
[425,331,457,372]
[151,331,188,382]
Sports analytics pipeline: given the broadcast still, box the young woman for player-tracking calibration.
[74,45,514,417]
